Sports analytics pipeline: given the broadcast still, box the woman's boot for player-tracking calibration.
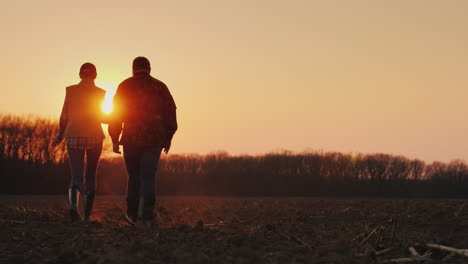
[68,187,82,222]
[84,194,95,222]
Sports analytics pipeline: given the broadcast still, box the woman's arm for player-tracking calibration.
[58,92,69,139]
[52,92,69,147]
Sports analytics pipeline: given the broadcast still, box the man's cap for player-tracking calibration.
[132,57,151,73]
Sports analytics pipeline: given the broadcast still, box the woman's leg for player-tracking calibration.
[84,144,102,196]
[67,147,85,221]
[83,143,102,220]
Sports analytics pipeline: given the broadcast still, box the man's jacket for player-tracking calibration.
[108,73,177,147]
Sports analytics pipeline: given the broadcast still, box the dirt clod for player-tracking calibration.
[1,196,468,263]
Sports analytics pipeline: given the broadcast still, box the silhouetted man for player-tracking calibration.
[109,57,177,226]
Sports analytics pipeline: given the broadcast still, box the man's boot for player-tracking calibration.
[83,194,95,222]
[68,187,82,222]
[140,196,155,227]
[125,198,139,225]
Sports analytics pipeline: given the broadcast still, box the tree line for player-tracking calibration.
[1,114,468,197]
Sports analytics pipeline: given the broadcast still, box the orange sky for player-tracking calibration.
[1,0,468,162]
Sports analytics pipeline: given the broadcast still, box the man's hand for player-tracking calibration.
[51,136,62,147]
[163,140,171,154]
[113,143,121,154]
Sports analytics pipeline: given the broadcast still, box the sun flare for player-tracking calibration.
[95,80,117,115]
[102,96,113,114]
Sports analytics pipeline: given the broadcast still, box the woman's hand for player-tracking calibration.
[51,136,62,147]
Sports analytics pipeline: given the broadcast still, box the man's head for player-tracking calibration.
[133,57,151,75]
[79,62,97,79]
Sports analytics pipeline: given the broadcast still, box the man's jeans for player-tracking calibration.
[123,146,162,200]
[67,145,102,196]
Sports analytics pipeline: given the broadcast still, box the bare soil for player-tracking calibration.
[1,196,468,263]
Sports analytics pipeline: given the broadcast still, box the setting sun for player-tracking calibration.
[96,80,117,115]
[102,95,113,114]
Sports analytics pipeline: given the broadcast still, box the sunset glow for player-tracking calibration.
[96,80,117,115]
[2,0,468,162]
[102,97,113,115]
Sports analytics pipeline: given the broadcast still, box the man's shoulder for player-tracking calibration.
[149,77,169,93]
[119,77,135,87]
[150,76,166,86]
[116,77,136,95]
[118,75,168,92]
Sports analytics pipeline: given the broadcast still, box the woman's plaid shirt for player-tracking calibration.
[65,137,102,150]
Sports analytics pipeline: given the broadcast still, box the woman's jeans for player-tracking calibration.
[67,145,102,196]
[123,146,162,201]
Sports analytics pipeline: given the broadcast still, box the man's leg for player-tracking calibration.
[67,147,85,222]
[123,145,142,222]
[83,144,102,221]
[139,147,162,223]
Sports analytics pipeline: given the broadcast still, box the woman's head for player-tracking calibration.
[79,62,97,79]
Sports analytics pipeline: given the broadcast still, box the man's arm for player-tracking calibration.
[161,84,177,153]
[108,85,124,153]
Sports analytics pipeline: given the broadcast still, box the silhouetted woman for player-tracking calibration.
[52,63,106,222]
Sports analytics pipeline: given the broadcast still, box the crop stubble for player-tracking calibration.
[1,196,468,263]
